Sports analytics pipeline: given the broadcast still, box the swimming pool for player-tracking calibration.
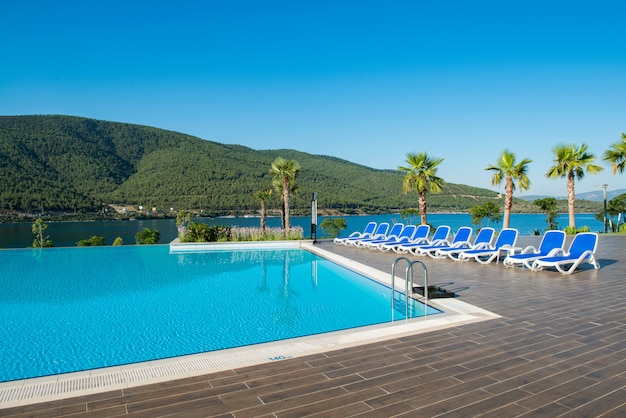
[0,244,439,383]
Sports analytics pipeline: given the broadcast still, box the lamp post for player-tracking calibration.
[596,184,608,233]
[311,192,318,243]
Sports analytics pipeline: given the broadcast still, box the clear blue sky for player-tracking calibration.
[1,0,624,196]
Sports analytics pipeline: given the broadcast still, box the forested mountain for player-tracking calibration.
[0,115,599,217]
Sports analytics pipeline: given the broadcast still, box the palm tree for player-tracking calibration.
[546,143,604,229]
[272,177,286,228]
[485,149,532,229]
[271,175,298,229]
[270,157,301,232]
[398,151,444,225]
[603,132,626,175]
[254,189,272,235]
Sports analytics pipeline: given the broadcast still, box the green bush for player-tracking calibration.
[564,226,576,235]
[77,236,105,246]
[112,237,123,246]
[564,225,591,235]
[320,218,347,238]
[182,222,231,242]
[135,227,161,244]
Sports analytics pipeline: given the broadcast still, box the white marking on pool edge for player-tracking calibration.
[269,355,293,361]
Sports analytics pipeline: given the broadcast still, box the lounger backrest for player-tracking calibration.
[397,224,417,239]
[538,230,566,254]
[474,227,495,246]
[386,223,405,238]
[362,222,377,235]
[431,225,451,242]
[494,228,518,249]
[568,232,598,258]
[413,224,430,240]
[373,223,390,236]
[452,227,472,244]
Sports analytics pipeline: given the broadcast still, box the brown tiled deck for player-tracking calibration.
[1,235,625,417]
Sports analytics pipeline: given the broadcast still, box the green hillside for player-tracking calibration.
[0,115,599,217]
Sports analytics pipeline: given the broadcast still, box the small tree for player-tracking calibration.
[176,210,191,238]
[606,193,626,232]
[469,202,502,227]
[400,208,420,225]
[534,197,559,230]
[320,218,347,238]
[31,218,53,248]
[135,227,160,244]
[112,237,124,246]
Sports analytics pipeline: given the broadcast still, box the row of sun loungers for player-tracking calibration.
[333,222,600,275]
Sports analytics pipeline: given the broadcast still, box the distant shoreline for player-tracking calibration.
[0,209,602,224]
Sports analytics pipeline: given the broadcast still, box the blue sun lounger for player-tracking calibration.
[531,232,599,275]
[414,226,473,258]
[369,224,418,250]
[503,230,566,269]
[346,222,390,246]
[458,228,519,264]
[394,225,451,254]
[357,223,404,248]
[379,224,430,252]
[436,227,495,260]
[334,222,377,245]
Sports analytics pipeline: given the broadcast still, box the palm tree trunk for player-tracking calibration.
[279,195,285,228]
[283,179,290,232]
[260,201,267,234]
[419,191,427,225]
[503,177,513,229]
[567,171,576,228]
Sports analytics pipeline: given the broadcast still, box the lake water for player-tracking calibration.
[0,213,604,248]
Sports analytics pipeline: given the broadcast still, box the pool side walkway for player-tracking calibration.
[1,235,625,417]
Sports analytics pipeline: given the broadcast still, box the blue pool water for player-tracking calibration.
[0,245,438,382]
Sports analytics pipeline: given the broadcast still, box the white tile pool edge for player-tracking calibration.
[0,242,500,409]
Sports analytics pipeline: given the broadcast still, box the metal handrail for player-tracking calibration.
[391,258,429,320]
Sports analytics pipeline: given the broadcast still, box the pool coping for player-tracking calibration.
[0,241,501,409]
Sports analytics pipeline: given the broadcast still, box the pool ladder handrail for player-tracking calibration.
[391,257,429,319]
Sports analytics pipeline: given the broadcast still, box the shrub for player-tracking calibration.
[77,236,105,246]
[230,226,304,241]
[135,227,160,244]
[182,222,231,242]
[112,237,123,246]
